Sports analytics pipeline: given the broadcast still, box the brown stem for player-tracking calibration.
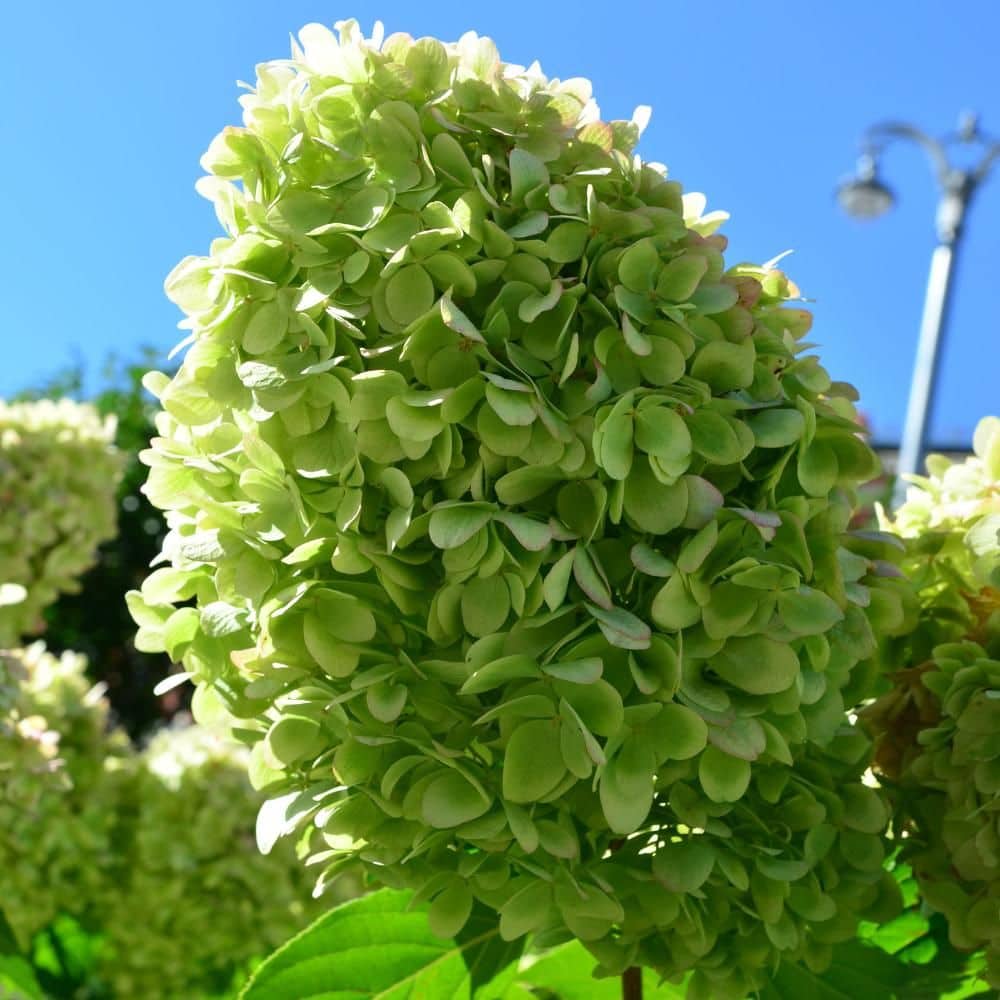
[622,965,642,1000]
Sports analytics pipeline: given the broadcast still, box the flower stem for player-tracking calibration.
[622,966,642,1000]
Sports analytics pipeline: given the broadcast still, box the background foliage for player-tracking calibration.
[15,354,177,738]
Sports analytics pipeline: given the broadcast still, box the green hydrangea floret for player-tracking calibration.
[866,417,1000,987]
[131,20,911,996]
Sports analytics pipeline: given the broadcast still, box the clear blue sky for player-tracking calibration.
[3,1,997,446]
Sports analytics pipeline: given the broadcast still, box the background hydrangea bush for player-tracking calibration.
[0,645,324,997]
[95,724,327,999]
[0,400,122,647]
[129,20,917,996]
[865,416,1000,989]
[0,643,125,950]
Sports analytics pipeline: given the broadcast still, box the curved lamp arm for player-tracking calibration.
[861,121,952,185]
[972,141,1000,185]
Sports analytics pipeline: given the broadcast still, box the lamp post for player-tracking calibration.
[837,113,1000,507]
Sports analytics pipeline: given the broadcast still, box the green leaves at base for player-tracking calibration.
[241,890,991,1000]
[240,889,521,1000]
[517,941,687,997]
[0,909,41,1000]
[240,891,691,1000]
[761,939,991,1000]
[0,956,42,1000]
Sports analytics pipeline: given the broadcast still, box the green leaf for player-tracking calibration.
[542,658,603,684]
[709,716,766,761]
[778,587,844,635]
[656,254,707,301]
[440,292,485,341]
[431,133,475,187]
[29,915,102,997]
[543,549,575,611]
[698,744,751,802]
[486,383,537,426]
[367,682,408,723]
[547,221,590,263]
[690,281,739,314]
[798,441,839,496]
[596,410,634,481]
[760,940,966,1000]
[267,714,325,765]
[633,405,692,467]
[316,590,377,643]
[648,702,708,760]
[495,513,552,552]
[0,955,43,1000]
[495,466,563,505]
[200,600,247,637]
[687,409,746,465]
[442,378,485,423]
[556,679,624,737]
[585,603,651,650]
[652,839,715,893]
[676,519,718,574]
[711,635,800,695]
[702,581,760,639]
[428,883,474,939]
[461,654,541,694]
[630,543,675,577]
[573,545,613,609]
[618,239,660,292]
[422,771,492,828]
[559,698,607,766]
[503,719,566,803]
[304,613,361,678]
[690,338,755,392]
[638,336,686,387]
[499,882,552,941]
[600,738,655,833]
[683,475,724,528]
[461,576,511,636]
[386,265,436,326]
[430,504,494,549]
[840,785,889,835]
[243,300,287,354]
[456,901,525,997]
[241,888,510,999]
[650,572,702,631]
[509,149,548,203]
[748,408,806,448]
[623,461,688,535]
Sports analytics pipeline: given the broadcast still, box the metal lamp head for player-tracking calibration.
[837,155,895,219]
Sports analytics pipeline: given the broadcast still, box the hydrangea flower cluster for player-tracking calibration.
[0,643,124,947]
[130,21,911,995]
[96,724,327,999]
[866,417,1000,987]
[0,399,122,646]
[1,646,326,995]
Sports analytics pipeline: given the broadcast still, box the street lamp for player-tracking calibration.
[837,113,1000,507]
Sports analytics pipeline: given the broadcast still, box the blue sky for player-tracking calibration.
[3,1,997,446]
